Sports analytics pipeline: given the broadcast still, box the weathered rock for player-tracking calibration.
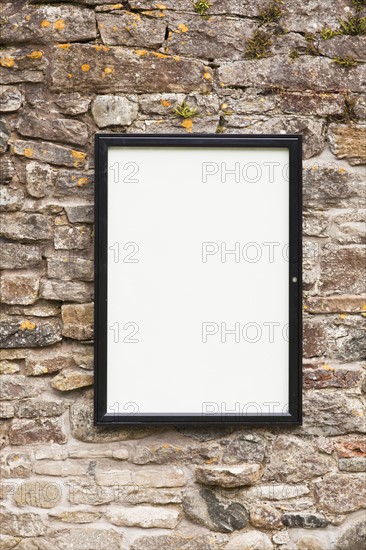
[105,506,180,528]
[18,109,88,146]
[303,319,326,358]
[0,47,46,85]
[0,452,32,478]
[0,535,20,549]
[243,483,310,501]
[303,390,365,435]
[0,158,15,182]
[55,528,122,550]
[249,502,282,529]
[183,487,249,532]
[263,435,333,483]
[62,304,94,340]
[51,369,93,391]
[12,140,87,168]
[0,375,40,401]
[195,463,262,487]
[124,487,183,505]
[319,246,366,294]
[40,279,93,303]
[226,531,273,550]
[0,5,97,44]
[281,0,349,32]
[50,44,213,94]
[328,124,366,165]
[97,11,167,49]
[35,459,86,477]
[304,296,366,314]
[0,511,46,537]
[64,205,94,224]
[16,399,64,418]
[332,210,366,245]
[0,85,22,112]
[25,351,74,375]
[218,56,366,93]
[91,95,138,127]
[303,165,365,209]
[129,114,219,134]
[282,512,329,529]
[339,457,366,472]
[25,161,54,198]
[0,186,24,211]
[54,169,94,197]
[315,474,366,513]
[0,118,10,153]
[327,316,366,362]
[334,518,366,550]
[0,212,51,242]
[70,400,155,442]
[9,418,66,445]
[0,271,40,305]
[48,510,101,524]
[0,360,20,374]
[55,93,91,116]
[48,254,93,281]
[220,432,266,464]
[0,243,42,269]
[96,465,186,488]
[14,480,62,509]
[278,91,344,116]
[303,213,329,237]
[0,318,62,348]
[319,36,366,63]
[303,365,362,390]
[54,225,92,250]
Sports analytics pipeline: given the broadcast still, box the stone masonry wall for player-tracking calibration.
[0,0,365,548]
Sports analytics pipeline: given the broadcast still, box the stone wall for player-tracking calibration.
[0,0,365,548]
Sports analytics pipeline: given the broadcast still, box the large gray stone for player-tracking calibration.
[0,212,51,241]
[0,318,62,348]
[0,85,22,112]
[92,95,138,128]
[18,109,88,146]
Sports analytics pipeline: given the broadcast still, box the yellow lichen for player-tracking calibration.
[339,313,347,319]
[0,57,15,68]
[135,49,148,56]
[103,67,114,75]
[24,148,33,158]
[152,52,170,58]
[20,320,36,331]
[322,363,334,371]
[27,50,43,59]
[54,19,65,30]
[173,55,180,61]
[57,43,71,49]
[161,100,171,108]
[203,70,212,80]
[156,3,167,8]
[72,150,86,160]
[93,45,110,52]
[67,73,73,78]
[178,23,189,32]
[77,177,89,187]
[81,64,91,72]
[181,118,193,129]
[41,20,50,28]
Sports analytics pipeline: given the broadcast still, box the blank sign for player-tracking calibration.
[94,135,302,425]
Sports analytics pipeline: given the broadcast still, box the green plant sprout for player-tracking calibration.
[193,0,210,16]
[258,0,283,24]
[173,100,199,119]
[245,29,273,59]
[332,55,359,66]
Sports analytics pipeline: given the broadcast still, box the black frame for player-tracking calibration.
[94,134,302,426]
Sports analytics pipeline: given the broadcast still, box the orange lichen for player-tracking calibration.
[111,3,123,8]
[135,49,148,56]
[58,43,71,49]
[203,70,212,80]
[77,177,89,187]
[23,148,33,158]
[156,3,167,8]
[20,320,36,331]
[54,19,65,30]
[173,55,180,61]
[0,57,15,68]
[27,50,43,59]
[103,67,114,74]
[161,100,171,108]
[72,150,86,160]
[81,64,91,72]
[152,52,170,58]
[93,45,110,52]
[67,73,73,78]
[41,20,50,28]
[181,119,193,129]
[178,23,189,32]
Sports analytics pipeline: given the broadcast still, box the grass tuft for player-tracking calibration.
[173,99,199,119]
[193,0,210,16]
[245,29,273,59]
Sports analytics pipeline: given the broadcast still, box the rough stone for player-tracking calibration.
[9,418,66,445]
[218,56,366,94]
[0,212,51,242]
[220,432,266,464]
[18,109,88,146]
[0,243,42,269]
[304,296,366,314]
[303,319,326,358]
[124,487,183,505]
[96,465,186,488]
[16,399,64,418]
[14,480,62,509]
[0,360,20,374]
[243,483,310,501]
[0,318,62,348]
[92,95,138,128]
[303,365,362,390]
[0,158,15,182]
[25,161,54,198]
[225,531,273,550]
[55,93,91,116]
[64,205,94,224]
[249,502,282,529]
[35,459,86,477]
[328,124,366,165]
[48,511,101,524]
[25,351,74,375]
[0,86,22,112]
[278,92,344,117]
[47,254,93,281]
[0,271,40,305]
[51,369,93,391]
[0,118,10,153]
[54,225,92,250]
[195,463,262,487]
[327,316,366,362]
[315,474,366,513]
[303,390,365,435]
[40,279,93,303]
[0,511,46,537]
[303,164,364,209]
[54,169,94,197]
[55,528,122,550]
[263,435,333,483]
[0,47,46,85]
[105,506,180,528]
[12,140,87,169]
[319,246,366,294]
[0,453,32,478]
[97,11,167,49]
[61,304,94,340]
[70,399,155,442]
[338,457,366,472]
[334,518,366,550]
[183,487,249,532]
[296,536,326,550]
[282,512,329,529]
[0,186,24,211]
[0,375,40,401]
[50,44,213,94]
